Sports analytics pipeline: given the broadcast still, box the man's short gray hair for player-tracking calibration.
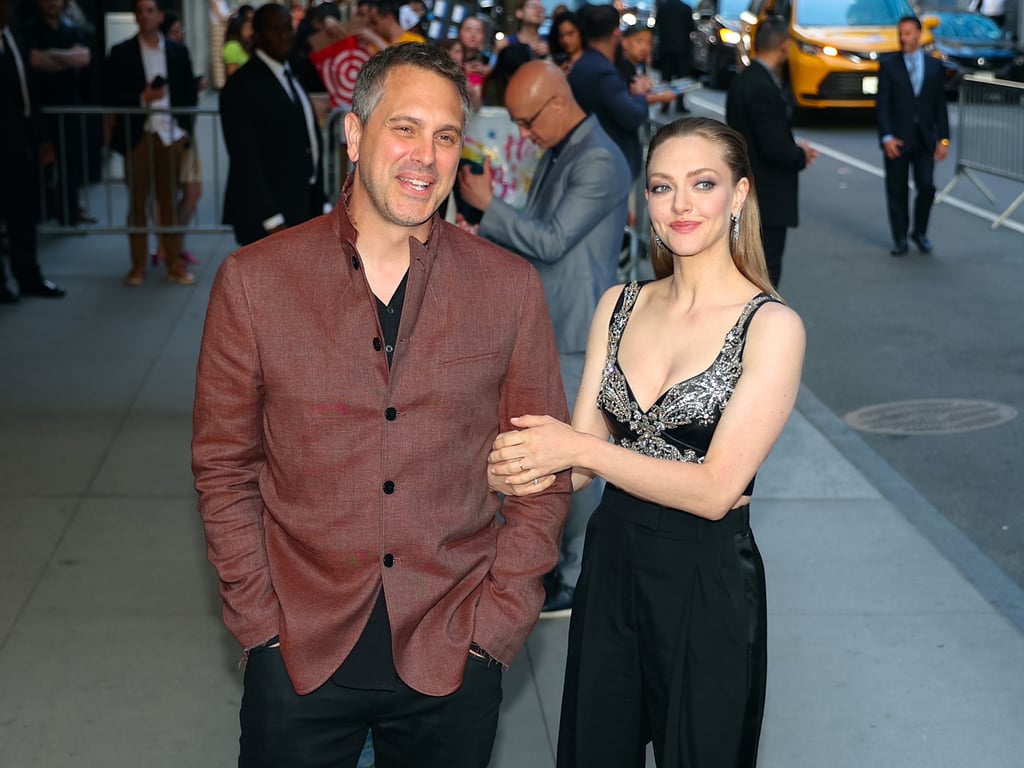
[351,43,472,129]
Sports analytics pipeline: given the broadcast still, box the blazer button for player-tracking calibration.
[385,407,397,421]
[382,480,395,494]
[383,553,394,568]
[373,337,382,351]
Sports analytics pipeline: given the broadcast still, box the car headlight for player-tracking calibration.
[719,28,741,45]
[797,41,840,57]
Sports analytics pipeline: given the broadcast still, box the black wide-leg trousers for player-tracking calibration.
[557,486,768,768]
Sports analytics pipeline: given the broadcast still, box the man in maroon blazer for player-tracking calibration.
[192,43,570,768]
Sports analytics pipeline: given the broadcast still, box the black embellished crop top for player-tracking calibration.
[596,281,781,497]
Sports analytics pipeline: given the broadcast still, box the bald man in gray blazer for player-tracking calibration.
[459,60,630,617]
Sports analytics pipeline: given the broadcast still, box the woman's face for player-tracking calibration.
[241,19,253,42]
[645,135,748,259]
[459,18,484,50]
[167,20,184,42]
[558,21,582,56]
[447,41,465,65]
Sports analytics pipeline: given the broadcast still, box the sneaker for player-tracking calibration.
[539,582,574,619]
[166,271,197,286]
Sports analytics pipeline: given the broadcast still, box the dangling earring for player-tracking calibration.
[653,233,664,248]
[730,214,740,243]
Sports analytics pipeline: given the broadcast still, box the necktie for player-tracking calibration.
[283,65,303,111]
[283,65,315,179]
[907,54,922,96]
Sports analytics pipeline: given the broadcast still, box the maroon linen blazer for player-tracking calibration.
[192,201,571,697]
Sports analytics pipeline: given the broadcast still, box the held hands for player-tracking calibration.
[487,415,577,496]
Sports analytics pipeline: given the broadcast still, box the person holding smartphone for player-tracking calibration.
[103,0,198,286]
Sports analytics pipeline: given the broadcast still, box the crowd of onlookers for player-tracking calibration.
[1,0,699,301]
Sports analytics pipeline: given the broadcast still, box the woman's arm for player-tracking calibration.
[489,285,621,495]
[493,301,805,518]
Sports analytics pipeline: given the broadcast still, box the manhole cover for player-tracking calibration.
[844,399,1017,435]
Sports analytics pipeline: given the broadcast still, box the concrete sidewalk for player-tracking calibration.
[1,218,1023,767]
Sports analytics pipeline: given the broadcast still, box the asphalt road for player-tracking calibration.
[684,87,1024,592]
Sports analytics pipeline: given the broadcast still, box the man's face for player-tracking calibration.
[898,20,921,54]
[255,7,294,63]
[363,5,385,36]
[621,30,653,65]
[37,0,63,23]
[134,0,164,34]
[345,66,465,235]
[506,87,560,149]
[519,0,545,26]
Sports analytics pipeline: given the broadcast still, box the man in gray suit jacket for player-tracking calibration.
[459,60,630,617]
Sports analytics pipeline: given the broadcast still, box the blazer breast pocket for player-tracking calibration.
[440,350,503,368]
[435,350,505,404]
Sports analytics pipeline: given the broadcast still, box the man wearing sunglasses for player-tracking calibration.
[458,59,629,619]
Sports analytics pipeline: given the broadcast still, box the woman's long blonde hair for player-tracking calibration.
[646,117,779,299]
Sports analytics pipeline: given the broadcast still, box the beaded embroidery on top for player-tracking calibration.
[597,281,777,464]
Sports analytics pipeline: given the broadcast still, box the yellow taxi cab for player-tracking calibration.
[736,0,937,111]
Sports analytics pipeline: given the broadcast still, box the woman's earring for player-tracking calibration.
[654,233,664,248]
[730,214,740,243]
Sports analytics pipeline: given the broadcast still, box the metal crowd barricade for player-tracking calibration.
[37,105,231,236]
[936,75,1024,230]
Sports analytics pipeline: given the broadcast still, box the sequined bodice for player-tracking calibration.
[597,282,778,469]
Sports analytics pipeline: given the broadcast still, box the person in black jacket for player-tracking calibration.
[219,2,325,246]
[103,0,198,285]
[876,15,949,256]
[654,0,694,113]
[726,17,816,287]
[1,0,65,302]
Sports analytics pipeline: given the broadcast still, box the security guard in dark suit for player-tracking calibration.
[726,17,817,287]
[876,15,950,256]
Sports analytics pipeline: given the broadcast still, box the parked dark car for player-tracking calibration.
[922,11,1024,91]
[691,0,745,89]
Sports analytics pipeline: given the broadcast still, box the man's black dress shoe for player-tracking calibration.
[910,233,933,253]
[0,287,19,304]
[890,239,909,256]
[19,279,66,298]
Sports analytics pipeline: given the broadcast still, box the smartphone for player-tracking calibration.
[151,75,166,89]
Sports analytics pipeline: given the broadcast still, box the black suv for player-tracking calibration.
[691,0,746,89]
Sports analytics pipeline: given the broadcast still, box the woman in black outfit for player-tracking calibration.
[489,117,805,768]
